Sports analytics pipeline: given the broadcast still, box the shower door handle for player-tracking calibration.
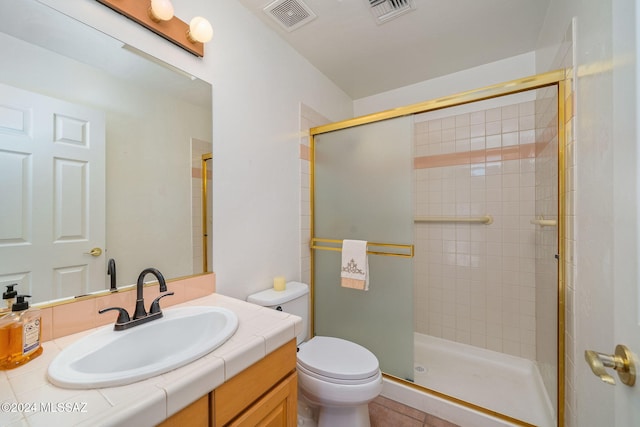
[584,344,636,386]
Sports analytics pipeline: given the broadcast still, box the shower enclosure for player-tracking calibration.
[309,72,565,427]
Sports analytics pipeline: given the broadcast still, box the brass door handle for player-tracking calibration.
[584,344,636,386]
[84,247,103,257]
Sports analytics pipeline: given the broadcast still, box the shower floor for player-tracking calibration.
[413,333,555,427]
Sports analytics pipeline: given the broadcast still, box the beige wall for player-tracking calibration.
[354,52,536,116]
[298,104,331,287]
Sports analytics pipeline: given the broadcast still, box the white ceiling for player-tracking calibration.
[236,0,551,99]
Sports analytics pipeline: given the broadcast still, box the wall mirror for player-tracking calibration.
[0,0,213,305]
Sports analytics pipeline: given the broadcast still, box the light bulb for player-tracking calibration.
[149,0,174,22]
[187,17,213,43]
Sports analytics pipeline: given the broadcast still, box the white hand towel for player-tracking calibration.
[340,240,369,291]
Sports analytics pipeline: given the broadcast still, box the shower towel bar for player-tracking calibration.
[414,215,493,225]
[310,238,414,258]
[530,216,557,227]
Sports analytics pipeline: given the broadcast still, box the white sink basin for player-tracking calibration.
[48,306,238,389]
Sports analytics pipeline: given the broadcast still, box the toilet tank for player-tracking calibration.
[247,282,309,344]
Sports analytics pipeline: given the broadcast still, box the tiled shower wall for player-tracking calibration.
[413,97,544,359]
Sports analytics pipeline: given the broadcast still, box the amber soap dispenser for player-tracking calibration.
[0,295,43,370]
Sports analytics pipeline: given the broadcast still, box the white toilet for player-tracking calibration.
[247,282,382,427]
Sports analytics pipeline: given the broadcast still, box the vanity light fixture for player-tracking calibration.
[148,0,175,22]
[97,0,212,57]
[187,16,214,44]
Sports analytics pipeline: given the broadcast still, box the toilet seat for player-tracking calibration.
[297,336,380,385]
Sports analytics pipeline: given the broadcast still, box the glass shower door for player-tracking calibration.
[313,116,414,381]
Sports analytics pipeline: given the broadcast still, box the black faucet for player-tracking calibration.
[133,267,168,319]
[107,258,117,291]
[98,267,174,331]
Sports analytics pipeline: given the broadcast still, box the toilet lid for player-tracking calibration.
[297,336,379,381]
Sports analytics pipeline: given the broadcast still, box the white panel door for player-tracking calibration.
[0,83,105,302]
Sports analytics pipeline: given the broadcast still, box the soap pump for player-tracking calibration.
[0,295,43,370]
[1,284,18,314]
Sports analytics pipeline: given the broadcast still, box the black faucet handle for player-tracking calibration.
[149,292,175,315]
[98,306,131,324]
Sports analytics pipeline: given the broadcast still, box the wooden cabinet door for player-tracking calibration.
[227,372,297,427]
[213,340,297,426]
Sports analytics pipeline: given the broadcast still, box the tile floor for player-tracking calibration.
[369,396,460,427]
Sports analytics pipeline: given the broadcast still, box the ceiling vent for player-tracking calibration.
[263,0,317,32]
[368,0,415,24]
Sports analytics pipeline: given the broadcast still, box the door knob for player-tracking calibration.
[584,344,636,386]
[84,247,103,257]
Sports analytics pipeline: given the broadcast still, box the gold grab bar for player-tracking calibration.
[414,215,493,225]
[530,216,557,227]
[310,238,414,258]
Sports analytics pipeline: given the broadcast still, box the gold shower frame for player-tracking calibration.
[308,69,567,427]
[202,153,212,273]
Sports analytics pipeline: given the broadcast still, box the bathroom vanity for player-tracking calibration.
[0,294,301,427]
[160,340,297,427]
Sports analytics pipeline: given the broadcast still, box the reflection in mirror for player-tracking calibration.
[0,0,212,304]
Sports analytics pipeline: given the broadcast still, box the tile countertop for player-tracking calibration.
[0,293,302,427]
